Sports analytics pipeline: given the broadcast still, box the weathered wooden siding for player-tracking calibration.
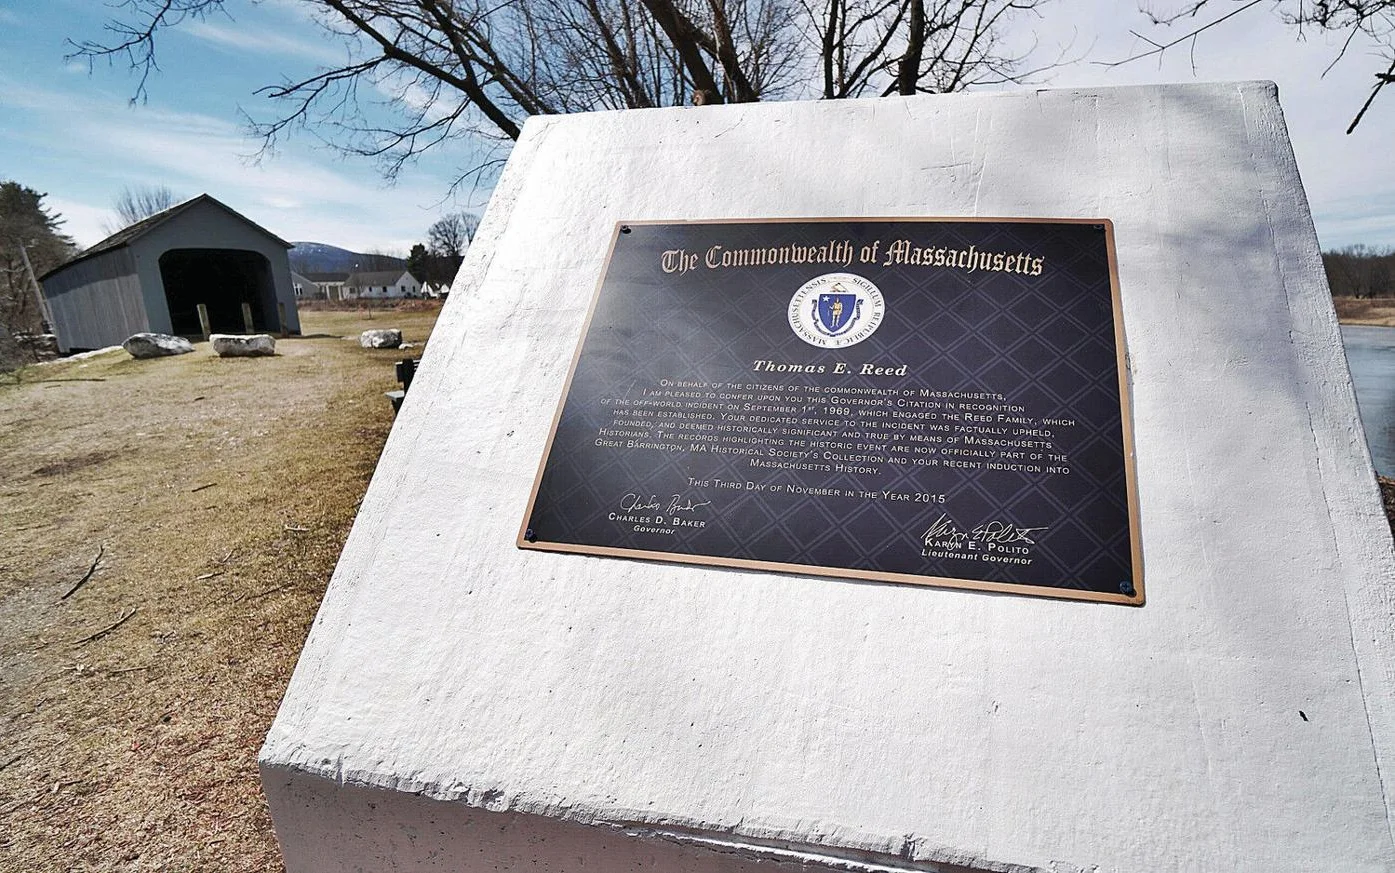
[43,249,148,351]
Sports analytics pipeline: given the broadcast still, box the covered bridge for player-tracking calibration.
[40,194,302,352]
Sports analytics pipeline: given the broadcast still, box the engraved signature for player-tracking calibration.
[618,493,713,514]
[619,493,661,512]
[920,513,1048,547]
[666,496,712,514]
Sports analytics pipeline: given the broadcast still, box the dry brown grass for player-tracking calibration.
[1332,296,1395,326]
[0,307,440,871]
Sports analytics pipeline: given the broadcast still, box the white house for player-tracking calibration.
[344,270,422,299]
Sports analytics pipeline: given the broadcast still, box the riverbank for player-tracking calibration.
[1333,297,1395,326]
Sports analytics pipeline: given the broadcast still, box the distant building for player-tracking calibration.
[40,194,301,352]
[345,270,422,300]
[303,272,349,301]
[291,271,316,299]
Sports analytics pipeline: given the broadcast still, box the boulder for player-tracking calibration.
[123,333,195,359]
[210,333,276,357]
[360,329,403,349]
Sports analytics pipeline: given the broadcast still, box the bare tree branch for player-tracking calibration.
[324,0,524,138]
[1098,0,1265,68]
[1350,56,1395,133]
[72,0,1060,181]
[427,211,479,255]
[1107,0,1395,131]
[637,0,727,102]
[67,0,230,104]
[106,185,180,234]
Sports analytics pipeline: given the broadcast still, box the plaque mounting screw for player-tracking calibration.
[619,225,632,234]
[524,528,536,542]
[1118,580,1136,597]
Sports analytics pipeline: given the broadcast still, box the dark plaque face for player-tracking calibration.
[519,219,1142,605]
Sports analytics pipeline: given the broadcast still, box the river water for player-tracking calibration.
[1341,325,1395,476]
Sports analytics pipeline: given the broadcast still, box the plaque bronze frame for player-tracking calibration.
[518,217,1143,606]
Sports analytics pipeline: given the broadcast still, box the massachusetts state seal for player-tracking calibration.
[787,272,885,348]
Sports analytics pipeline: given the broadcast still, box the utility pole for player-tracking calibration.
[17,241,54,333]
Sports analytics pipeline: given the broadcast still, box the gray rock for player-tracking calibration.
[360,329,403,349]
[211,333,276,357]
[123,333,195,359]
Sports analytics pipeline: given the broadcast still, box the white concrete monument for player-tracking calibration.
[261,82,1395,871]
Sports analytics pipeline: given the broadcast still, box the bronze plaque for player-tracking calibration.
[519,219,1142,605]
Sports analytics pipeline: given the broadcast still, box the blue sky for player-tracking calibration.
[1,1,1391,253]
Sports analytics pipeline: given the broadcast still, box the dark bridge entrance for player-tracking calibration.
[159,249,279,336]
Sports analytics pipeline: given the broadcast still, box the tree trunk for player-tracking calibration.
[896,0,925,95]
[637,0,726,104]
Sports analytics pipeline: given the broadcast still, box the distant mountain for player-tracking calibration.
[289,242,405,274]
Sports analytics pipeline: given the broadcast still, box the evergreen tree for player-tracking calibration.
[0,181,77,369]
[406,243,430,284]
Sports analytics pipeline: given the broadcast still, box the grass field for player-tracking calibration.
[0,307,439,871]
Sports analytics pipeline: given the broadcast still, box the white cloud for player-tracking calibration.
[1,68,482,251]
[45,197,117,250]
[182,19,346,66]
[370,70,463,128]
[0,79,71,111]
[261,194,304,210]
[94,118,369,207]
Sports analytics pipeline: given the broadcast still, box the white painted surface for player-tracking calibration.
[261,82,1395,872]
